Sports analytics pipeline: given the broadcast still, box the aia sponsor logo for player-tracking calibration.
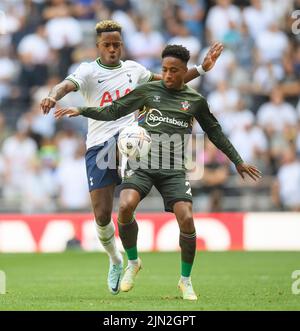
[99,89,131,106]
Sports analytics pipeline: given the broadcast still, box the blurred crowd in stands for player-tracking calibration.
[0,0,300,213]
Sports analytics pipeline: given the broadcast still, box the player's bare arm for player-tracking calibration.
[151,42,223,83]
[40,80,77,114]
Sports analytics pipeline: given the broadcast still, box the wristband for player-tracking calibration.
[47,96,57,104]
[195,64,206,76]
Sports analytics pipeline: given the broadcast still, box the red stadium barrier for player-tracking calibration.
[0,213,299,252]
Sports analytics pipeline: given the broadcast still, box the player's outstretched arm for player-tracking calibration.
[195,98,261,181]
[40,80,77,114]
[184,42,223,83]
[55,105,122,121]
[206,130,262,181]
[55,87,146,121]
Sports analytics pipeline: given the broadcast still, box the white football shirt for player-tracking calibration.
[66,59,153,149]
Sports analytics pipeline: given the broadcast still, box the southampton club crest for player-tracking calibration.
[180,100,191,111]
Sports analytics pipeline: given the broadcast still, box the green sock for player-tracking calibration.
[181,261,193,277]
[125,246,138,260]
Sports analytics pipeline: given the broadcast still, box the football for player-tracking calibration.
[117,125,151,158]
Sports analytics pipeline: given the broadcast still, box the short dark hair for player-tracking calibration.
[161,45,190,64]
[95,20,122,36]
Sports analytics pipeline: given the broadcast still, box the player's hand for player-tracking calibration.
[54,107,81,119]
[40,97,57,115]
[236,163,262,181]
[201,42,224,72]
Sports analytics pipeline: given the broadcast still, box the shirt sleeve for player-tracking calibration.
[194,98,244,165]
[134,61,154,84]
[65,62,92,92]
[79,84,147,121]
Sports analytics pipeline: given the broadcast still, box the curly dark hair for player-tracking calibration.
[161,45,190,64]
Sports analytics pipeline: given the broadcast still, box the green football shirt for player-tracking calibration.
[79,80,243,168]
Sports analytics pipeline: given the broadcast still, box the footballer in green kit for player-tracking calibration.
[55,45,261,301]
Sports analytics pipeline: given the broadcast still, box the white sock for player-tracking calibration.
[128,259,139,267]
[180,276,191,283]
[96,221,122,265]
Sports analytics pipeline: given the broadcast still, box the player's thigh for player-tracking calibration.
[85,143,121,193]
[155,171,193,213]
[121,169,153,202]
[90,184,116,226]
[173,200,195,234]
[85,144,120,226]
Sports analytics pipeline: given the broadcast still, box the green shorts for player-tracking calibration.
[121,168,193,212]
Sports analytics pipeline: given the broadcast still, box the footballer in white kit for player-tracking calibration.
[65,58,153,190]
[40,20,223,296]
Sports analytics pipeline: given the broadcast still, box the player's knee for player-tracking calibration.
[119,199,136,221]
[94,208,112,226]
[179,215,195,233]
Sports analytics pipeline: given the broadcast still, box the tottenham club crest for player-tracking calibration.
[181,101,190,111]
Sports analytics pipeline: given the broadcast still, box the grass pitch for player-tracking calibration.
[0,251,299,311]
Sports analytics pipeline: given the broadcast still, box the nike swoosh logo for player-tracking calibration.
[111,275,121,293]
[98,80,105,83]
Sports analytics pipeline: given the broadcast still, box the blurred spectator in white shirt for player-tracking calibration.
[127,18,164,71]
[207,80,240,133]
[229,112,268,165]
[55,128,82,161]
[0,50,18,103]
[168,23,201,61]
[257,87,297,132]
[255,23,289,65]
[262,0,294,25]
[45,16,82,50]
[1,124,38,200]
[56,141,89,211]
[205,0,241,42]
[21,158,57,213]
[17,24,51,65]
[272,146,300,211]
[44,1,82,77]
[252,62,285,96]
[29,102,57,140]
[243,0,273,39]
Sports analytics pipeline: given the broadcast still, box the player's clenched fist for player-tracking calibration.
[40,96,57,114]
[54,107,81,119]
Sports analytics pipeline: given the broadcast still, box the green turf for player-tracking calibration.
[0,251,299,310]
